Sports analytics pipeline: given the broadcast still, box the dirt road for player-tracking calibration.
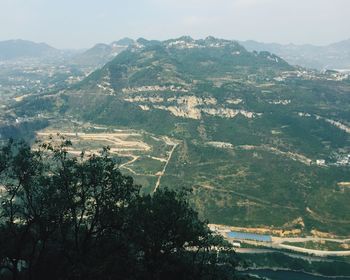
[153,142,178,192]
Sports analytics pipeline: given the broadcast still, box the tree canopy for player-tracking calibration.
[0,139,239,280]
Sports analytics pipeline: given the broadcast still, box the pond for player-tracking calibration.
[227,231,272,242]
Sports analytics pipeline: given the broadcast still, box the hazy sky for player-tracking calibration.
[0,0,349,49]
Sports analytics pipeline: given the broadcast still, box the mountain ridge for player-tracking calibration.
[2,36,350,71]
[79,36,292,92]
[71,38,135,67]
[240,38,350,70]
[0,39,58,60]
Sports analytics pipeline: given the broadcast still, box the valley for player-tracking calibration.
[1,0,350,278]
[1,37,349,266]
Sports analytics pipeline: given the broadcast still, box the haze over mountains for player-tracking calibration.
[0,39,59,60]
[1,36,350,72]
[0,38,134,68]
[240,38,350,70]
[71,38,134,67]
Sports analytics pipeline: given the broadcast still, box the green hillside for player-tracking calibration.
[80,36,292,90]
[10,37,350,236]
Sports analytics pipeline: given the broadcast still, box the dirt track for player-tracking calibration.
[153,142,178,192]
[36,131,180,191]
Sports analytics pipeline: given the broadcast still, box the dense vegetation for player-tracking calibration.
[0,120,49,144]
[0,139,239,280]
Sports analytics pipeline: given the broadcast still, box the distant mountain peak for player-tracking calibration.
[177,35,195,42]
[203,36,229,44]
[240,38,350,69]
[0,39,57,60]
[71,40,131,67]
[110,38,134,47]
[91,43,112,50]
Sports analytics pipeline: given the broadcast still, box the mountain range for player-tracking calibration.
[240,39,350,70]
[0,38,134,67]
[10,36,350,236]
[1,37,350,71]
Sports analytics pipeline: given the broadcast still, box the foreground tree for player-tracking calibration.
[0,139,238,280]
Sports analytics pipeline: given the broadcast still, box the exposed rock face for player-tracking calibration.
[124,93,261,120]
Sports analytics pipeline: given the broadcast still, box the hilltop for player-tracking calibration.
[80,36,292,90]
[71,38,134,67]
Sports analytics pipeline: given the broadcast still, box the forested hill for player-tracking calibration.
[80,36,293,90]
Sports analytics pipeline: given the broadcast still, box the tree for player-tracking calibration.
[127,189,238,280]
[0,138,238,280]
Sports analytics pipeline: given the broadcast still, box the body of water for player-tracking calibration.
[227,231,272,242]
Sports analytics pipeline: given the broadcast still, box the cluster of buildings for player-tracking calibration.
[0,61,85,95]
[317,154,350,167]
[314,154,350,167]
[208,225,273,248]
[274,70,349,82]
[333,154,350,166]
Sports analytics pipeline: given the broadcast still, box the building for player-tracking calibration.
[316,159,326,166]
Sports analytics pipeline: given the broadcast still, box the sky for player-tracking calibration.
[0,0,349,49]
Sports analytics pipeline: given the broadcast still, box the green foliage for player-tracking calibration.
[0,140,238,280]
[0,120,49,142]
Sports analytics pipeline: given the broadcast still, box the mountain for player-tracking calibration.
[80,36,292,90]
[0,39,58,60]
[10,36,350,237]
[111,37,135,47]
[240,39,350,70]
[71,38,134,67]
